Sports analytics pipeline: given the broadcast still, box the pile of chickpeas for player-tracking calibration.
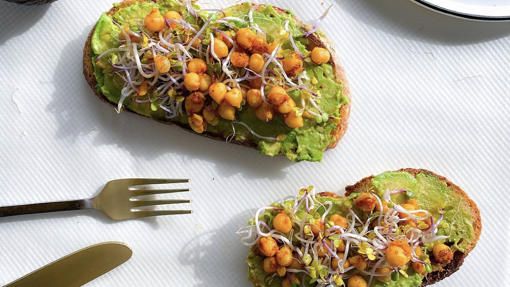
[135,8,334,134]
[255,193,455,287]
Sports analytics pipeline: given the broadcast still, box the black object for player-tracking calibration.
[5,0,58,5]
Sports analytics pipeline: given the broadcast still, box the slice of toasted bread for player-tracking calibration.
[246,169,481,287]
[345,168,481,286]
[83,0,351,159]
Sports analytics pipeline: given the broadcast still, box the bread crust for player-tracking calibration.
[83,0,350,155]
[344,168,482,287]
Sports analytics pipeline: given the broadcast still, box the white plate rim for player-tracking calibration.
[412,0,510,21]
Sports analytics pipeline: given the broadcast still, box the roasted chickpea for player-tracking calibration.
[184,34,201,48]
[212,38,229,58]
[337,240,346,252]
[267,86,287,105]
[184,92,205,116]
[216,30,233,50]
[240,87,248,100]
[284,110,304,128]
[311,47,331,65]
[250,37,267,54]
[203,106,219,126]
[144,8,165,32]
[412,261,427,275]
[199,74,212,93]
[318,239,331,258]
[184,72,201,91]
[354,193,377,211]
[282,274,300,287]
[250,77,263,89]
[247,89,263,108]
[262,256,278,274]
[433,243,453,264]
[255,102,274,122]
[273,213,292,233]
[188,114,206,133]
[330,214,348,229]
[347,275,368,287]
[259,236,278,257]
[289,253,302,270]
[230,51,250,67]
[120,26,140,42]
[224,88,243,108]
[249,54,265,73]
[311,218,324,235]
[209,82,227,104]
[188,58,207,74]
[138,81,148,96]
[267,42,281,57]
[282,53,303,76]
[386,239,412,267]
[399,203,417,219]
[217,101,236,120]
[276,246,293,267]
[331,253,349,270]
[349,255,367,270]
[163,11,182,29]
[276,98,296,114]
[375,201,389,214]
[154,55,171,74]
[235,27,257,50]
[276,266,287,277]
[375,267,393,282]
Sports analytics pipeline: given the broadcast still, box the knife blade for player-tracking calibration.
[4,242,132,287]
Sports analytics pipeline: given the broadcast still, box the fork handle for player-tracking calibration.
[0,199,93,217]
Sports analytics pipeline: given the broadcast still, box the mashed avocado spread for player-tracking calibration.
[91,0,348,162]
[242,171,475,287]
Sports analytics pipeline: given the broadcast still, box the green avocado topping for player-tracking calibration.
[242,171,476,287]
[90,0,348,162]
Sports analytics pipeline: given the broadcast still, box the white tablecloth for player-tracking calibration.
[0,0,507,286]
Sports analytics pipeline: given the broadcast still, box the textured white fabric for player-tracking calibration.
[0,0,507,286]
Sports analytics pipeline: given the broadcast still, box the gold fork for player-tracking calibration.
[0,179,192,220]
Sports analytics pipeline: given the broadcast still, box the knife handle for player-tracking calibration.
[0,199,93,217]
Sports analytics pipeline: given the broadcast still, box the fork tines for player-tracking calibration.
[129,178,192,216]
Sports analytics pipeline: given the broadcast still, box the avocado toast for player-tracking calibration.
[83,0,351,162]
[240,169,481,287]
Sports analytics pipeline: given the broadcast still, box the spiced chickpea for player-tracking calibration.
[255,102,274,122]
[284,110,304,128]
[230,51,250,67]
[212,38,229,58]
[163,11,181,29]
[184,72,200,91]
[282,53,303,76]
[235,28,257,50]
[247,89,263,108]
[354,193,377,211]
[188,58,207,74]
[347,275,367,287]
[209,83,227,104]
[262,257,278,274]
[276,246,293,267]
[273,213,292,233]
[311,47,331,65]
[433,243,453,264]
[259,236,278,257]
[217,101,236,120]
[144,8,165,32]
[224,88,243,108]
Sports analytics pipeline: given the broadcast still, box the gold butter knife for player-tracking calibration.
[4,242,132,287]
